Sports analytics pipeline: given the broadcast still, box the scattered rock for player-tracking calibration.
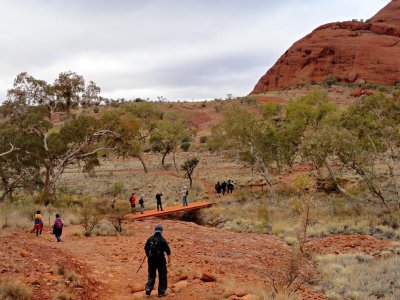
[242,294,258,300]
[178,273,188,281]
[20,250,28,257]
[172,280,189,292]
[130,283,144,293]
[25,276,39,285]
[200,272,217,282]
[234,288,248,297]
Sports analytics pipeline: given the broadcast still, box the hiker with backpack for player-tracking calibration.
[155,192,163,211]
[32,210,43,237]
[52,214,64,242]
[139,194,145,214]
[144,224,171,297]
[129,192,137,213]
[182,186,188,207]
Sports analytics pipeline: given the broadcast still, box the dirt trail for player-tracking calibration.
[0,219,327,300]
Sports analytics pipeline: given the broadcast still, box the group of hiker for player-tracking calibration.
[215,179,234,197]
[129,193,146,214]
[129,186,190,214]
[31,210,64,242]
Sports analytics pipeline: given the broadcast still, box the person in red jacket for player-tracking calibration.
[129,193,137,213]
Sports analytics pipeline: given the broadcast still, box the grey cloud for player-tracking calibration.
[0,0,390,101]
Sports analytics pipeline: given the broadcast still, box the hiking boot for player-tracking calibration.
[158,293,166,297]
[145,290,151,296]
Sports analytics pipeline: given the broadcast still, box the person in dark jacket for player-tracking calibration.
[221,181,227,195]
[144,224,171,297]
[215,181,222,197]
[155,192,163,211]
[53,214,63,242]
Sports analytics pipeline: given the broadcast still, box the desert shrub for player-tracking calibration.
[33,190,55,206]
[93,222,118,236]
[239,96,258,107]
[289,196,304,215]
[107,200,131,233]
[111,182,125,198]
[180,141,190,152]
[267,251,315,296]
[276,184,297,197]
[79,198,104,236]
[0,277,32,300]
[316,254,400,299]
[66,272,81,285]
[0,201,13,228]
[53,194,83,208]
[199,136,208,144]
[323,75,338,87]
[54,265,65,276]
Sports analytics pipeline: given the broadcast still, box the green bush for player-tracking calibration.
[199,136,208,144]
[180,141,191,152]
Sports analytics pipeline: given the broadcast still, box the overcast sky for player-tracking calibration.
[0,0,390,101]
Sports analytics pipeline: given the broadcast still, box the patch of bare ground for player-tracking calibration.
[304,235,391,255]
[0,231,99,300]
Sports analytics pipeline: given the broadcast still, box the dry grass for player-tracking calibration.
[0,277,32,300]
[52,292,75,300]
[316,253,400,299]
[217,276,301,300]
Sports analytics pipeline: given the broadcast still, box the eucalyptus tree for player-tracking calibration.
[0,72,119,201]
[150,113,190,170]
[216,105,300,197]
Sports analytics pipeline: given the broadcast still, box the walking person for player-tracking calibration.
[52,214,64,243]
[32,210,44,237]
[182,186,188,207]
[129,192,137,213]
[156,192,163,211]
[144,225,171,297]
[139,194,145,214]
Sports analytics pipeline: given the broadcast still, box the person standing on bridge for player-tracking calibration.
[139,194,145,214]
[129,192,137,213]
[156,192,163,211]
[182,186,188,207]
[144,224,171,297]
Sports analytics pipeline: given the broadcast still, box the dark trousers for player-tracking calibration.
[145,258,167,295]
[157,200,163,211]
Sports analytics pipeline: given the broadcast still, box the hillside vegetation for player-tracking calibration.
[1,71,400,299]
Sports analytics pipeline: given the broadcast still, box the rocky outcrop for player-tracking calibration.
[251,0,400,94]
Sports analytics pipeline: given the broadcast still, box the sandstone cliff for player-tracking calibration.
[251,0,400,94]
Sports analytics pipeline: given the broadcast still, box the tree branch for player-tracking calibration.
[0,143,18,157]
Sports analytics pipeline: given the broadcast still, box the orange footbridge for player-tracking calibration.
[131,201,213,220]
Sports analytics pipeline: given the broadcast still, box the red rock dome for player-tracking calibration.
[251,0,400,94]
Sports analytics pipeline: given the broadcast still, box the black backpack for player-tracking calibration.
[148,235,162,257]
